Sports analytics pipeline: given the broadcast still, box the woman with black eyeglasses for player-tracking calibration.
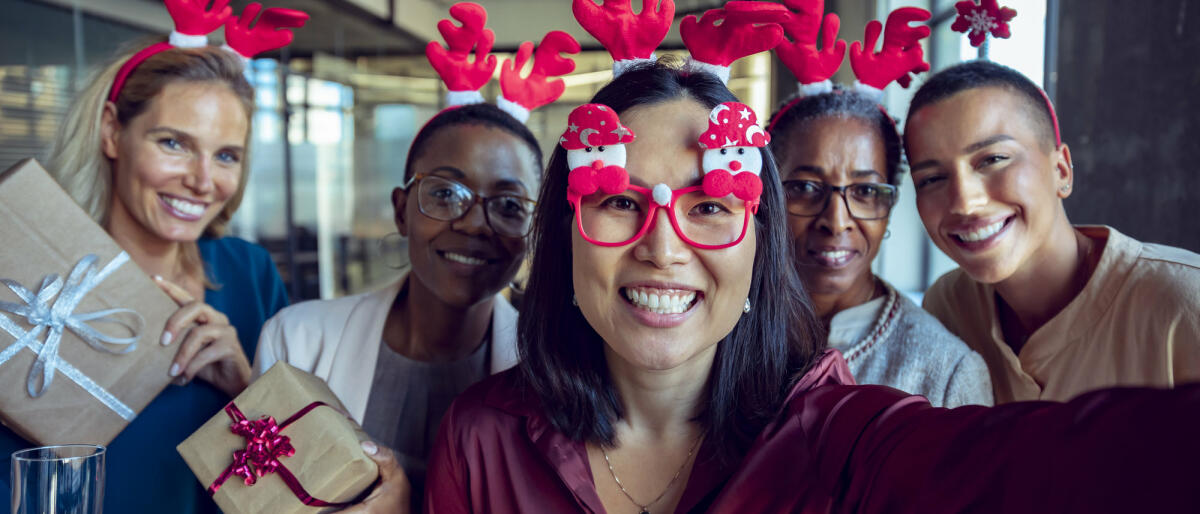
[253,104,541,511]
[766,90,992,407]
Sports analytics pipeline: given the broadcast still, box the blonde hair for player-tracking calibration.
[46,38,255,286]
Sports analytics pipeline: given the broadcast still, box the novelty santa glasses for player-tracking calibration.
[562,102,767,250]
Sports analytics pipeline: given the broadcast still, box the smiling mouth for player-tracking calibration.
[950,216,1014,244]
[438,250,493,266]
[621,286,700,315]
[159,194,207,220]
[809,248,857,268]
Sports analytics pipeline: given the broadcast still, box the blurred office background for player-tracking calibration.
[1,0,1196,302]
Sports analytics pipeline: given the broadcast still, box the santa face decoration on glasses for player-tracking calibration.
[563,102,766,250]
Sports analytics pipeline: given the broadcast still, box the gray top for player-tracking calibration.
[361,337,490,508]
[828,281,994,407]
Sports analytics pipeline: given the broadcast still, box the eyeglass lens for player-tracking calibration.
[783,180,897,220]
[416,175,534,237]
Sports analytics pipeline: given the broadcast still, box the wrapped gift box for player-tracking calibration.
[0,158,179,445]
[178,362,379,513]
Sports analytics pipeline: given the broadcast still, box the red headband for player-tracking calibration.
[1037,87,1063,147]
[108,0,308,103]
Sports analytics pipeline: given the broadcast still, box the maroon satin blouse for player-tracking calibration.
[426,351,1200,513]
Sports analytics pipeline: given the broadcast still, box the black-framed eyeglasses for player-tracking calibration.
[782,180,899,220]
[403,173,537,238]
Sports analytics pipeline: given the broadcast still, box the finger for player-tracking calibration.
[182,327,241,381]
[361,441,404,481]
[170,324,221,379]
[153,276,195,306]
[162,302,205,347]
[163,301,229,346]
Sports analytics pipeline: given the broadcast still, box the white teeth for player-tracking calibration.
[956,220,1005,242]
[623,288,697,314]
[443,252,486,265]
[162,195,205,217]
[819,250,851,261]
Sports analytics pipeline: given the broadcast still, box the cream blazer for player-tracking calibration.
[252,275,520,424]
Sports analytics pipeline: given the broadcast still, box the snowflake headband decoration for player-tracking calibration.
[952,0,1017,49]
[573,0,790,86]
[425,2,580,123]
[948,1,1060,146]
[109,0,308,103]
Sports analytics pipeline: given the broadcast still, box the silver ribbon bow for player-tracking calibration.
[0,252,145,420]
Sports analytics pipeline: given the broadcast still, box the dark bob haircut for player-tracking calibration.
[905,59,1057,151]
[403,102,543,184]
[517,62,826,463]
[766,88,903,185]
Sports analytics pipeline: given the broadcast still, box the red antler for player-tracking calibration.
[425,2,498,94]
[500,31,581,120]
[164,0,233,36]
[681,2,787,82]
[849,7,931,90]
[775,0,846,86]
[572,0,674,63]
[224,3,309,59]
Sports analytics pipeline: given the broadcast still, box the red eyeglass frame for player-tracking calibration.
[568,184,760,250]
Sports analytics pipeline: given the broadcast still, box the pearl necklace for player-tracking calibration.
[842,284,900,363]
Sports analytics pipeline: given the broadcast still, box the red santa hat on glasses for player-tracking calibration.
[425,2,580,123]
[109,0,308,103]
[698,101,768,203]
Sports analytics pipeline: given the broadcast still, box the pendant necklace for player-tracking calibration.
[601,433,703,514]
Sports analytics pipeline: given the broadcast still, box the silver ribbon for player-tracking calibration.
[0,252,145,421]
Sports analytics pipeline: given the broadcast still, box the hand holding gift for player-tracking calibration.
[155,276,251,397]
[339,441,412,513]
[179,362,380,513]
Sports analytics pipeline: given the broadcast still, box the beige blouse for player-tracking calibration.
[923,226,1200,403]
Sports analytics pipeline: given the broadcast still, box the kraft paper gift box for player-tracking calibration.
[178,362,379,514]
[0,158,179,446]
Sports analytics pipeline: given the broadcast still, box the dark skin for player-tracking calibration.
[906,86,1099,352]
[384,124,539,362]
[780,116,890,326]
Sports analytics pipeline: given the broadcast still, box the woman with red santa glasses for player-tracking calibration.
[424,2,1200,513]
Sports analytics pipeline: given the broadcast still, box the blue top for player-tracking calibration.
[0,237,288,513]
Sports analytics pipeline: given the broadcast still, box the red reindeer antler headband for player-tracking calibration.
[109,0,308,103]
[426,2,497,107]
[573,0,674,77]
[426,3,579,122]
[680,1,789,85]
[499,31,581,123]
[769,3,929,132]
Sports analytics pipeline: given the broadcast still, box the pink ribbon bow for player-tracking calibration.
[207,401,352,507]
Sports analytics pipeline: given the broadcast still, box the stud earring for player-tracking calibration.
[572,295,578,306]
[743,298,751,313]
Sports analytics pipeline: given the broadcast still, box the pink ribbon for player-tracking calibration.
[207,401,354,507]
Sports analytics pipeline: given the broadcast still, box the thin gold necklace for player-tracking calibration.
[601,434,703,514]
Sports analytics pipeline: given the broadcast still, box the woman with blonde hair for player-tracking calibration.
[0,2,298,511]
